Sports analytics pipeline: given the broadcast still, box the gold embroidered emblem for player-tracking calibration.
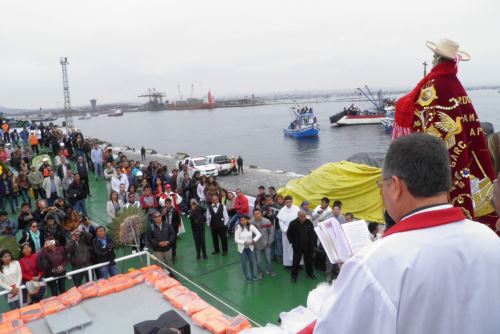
[434,112,463,149]
[417,83,438,107]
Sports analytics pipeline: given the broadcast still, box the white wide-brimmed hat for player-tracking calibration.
[426,39,471,61]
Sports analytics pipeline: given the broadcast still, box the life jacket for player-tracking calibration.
[191,307,223,329]
[126,269,145,285]
[0,309,20,325]
[41,297,66,317]
[144,269,168,286]
[78,281,99,299]
[226,315,252,334]
[139,264,161,273]
[204,314,233,334]
[0,318,24,333]
[19,303,43,323]
[162,285,189,304]
[108,274,135,292]
[154,276,180,292]
[170,291,202,312]
[96,279,115,296]
[181,295,210,316]
[57,287,82,307]
[29,135,38,145]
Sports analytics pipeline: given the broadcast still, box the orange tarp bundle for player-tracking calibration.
[109,274,135,292]
[191,307,223,329]
[139,264,162,273]
[58,287,83,307]
[145,269,168,286]
[154,276,180,292]
[78,281,99,299]
[0,310,20,325]
[41,297,66,316]
[126,270,145,285]
[226,315,252,334]
[204,314,233,334]
[19,303,43,323]
[0,318,24,334]
[162,285,189,304]
[96,279,116,296]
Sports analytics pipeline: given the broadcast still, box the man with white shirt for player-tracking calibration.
[311,197,333,227]
[206,194,229,256]
[90,143,104,180]
[277,196,300,267]
[315,133,500,334]
[111,167,129,194]
[57,156,71,180]
[125,193,140,209]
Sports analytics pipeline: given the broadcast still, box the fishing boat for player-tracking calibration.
[330,86,395,126]
[283,105,319,138]
[107,109,123,117]
[78,113,92,120]
[381,106,395,134]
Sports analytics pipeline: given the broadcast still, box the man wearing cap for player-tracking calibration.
[393,39,497,233]
[314,134,500,334]
[39,157,52,178]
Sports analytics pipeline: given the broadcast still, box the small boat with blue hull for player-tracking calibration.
[283,105,320,138]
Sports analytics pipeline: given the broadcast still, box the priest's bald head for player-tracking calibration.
[381,133,451,223]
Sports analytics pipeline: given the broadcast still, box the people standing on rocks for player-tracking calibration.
[237,155,243,174]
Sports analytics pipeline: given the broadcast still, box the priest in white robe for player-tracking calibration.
[315,134,500,334]
[277,195,300,267]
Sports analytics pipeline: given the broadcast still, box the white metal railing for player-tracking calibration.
[0,250,151,306]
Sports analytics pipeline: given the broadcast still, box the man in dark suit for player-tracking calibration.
[57,156,72,180]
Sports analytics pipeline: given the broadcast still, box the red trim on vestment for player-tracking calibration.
[383,207,465,238]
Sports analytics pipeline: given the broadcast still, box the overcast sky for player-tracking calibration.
[0,0,498,109]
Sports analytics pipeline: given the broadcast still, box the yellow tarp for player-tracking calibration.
[278,161,384,223]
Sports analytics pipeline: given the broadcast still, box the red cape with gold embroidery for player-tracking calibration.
[393,60,497,231]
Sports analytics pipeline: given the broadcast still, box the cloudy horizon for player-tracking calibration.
[1,0,498,109]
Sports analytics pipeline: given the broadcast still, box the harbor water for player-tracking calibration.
[72,89,500,175]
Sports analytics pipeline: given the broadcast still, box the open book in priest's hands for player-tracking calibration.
[314,218,372,264]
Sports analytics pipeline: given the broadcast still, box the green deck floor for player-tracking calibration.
[2,166,329,324]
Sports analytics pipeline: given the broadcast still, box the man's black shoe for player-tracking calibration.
[211,251,220,255]
[308,273,317,280]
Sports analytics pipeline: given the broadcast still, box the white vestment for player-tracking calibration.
[314,205,500,334]
[277,205,300,266]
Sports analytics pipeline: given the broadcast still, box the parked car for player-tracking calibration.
[178,157,218,177]
[206,155,232,175]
